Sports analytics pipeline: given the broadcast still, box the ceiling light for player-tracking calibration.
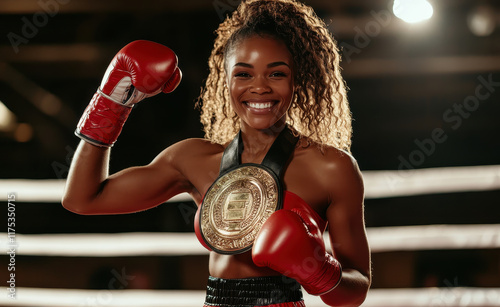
[0,101,17,132]
[467,5,496,37]
[393,0,434,24]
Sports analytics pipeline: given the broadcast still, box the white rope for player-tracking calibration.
[0,179,192,203]
[362,164,500,198]
[1,165,499,202]
[3,232,208,257]
[2,166,499,307]
[2,224,499,257]
[365,224,500,252]
[2,287,499,307]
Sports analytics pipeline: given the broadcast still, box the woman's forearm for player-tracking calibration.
[320,268,371,307]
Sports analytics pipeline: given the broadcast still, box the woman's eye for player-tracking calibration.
[270,72,287,77]
[234,72,251,78]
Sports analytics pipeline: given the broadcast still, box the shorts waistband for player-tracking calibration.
[204,275,303,307]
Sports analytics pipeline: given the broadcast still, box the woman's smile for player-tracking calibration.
[243,98,279,112]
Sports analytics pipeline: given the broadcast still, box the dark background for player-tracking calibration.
[1,0,499,294]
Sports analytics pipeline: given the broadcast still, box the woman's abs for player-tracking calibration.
[209,250,279,278]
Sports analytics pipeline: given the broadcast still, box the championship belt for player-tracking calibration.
[199,126,299,254]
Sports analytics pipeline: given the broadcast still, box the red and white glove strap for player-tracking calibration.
[75,91,132,147]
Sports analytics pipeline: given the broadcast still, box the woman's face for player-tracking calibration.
[225,35,294,132]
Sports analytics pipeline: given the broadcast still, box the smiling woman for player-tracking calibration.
[225,36,294,131]
[192,1,370,306]
[197,0,352,151]
[63,0,370,306]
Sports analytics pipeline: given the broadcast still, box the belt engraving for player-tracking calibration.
[200,165,278,253]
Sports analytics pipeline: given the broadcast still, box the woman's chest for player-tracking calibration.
[187,145,332,219]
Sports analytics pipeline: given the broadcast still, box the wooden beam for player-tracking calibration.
[1,0,477,14]
[0,0,214,14]
[2,44,499,76]
[0,63,77,128]
[0,43,112,62]
[342,54,500,77]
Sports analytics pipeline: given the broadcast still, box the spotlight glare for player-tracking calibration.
[14,123,33,143]
[467,5,496,37]
[393,0,434,24]
[0,101,17,131]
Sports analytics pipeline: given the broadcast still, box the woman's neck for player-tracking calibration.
[239,121,287,163]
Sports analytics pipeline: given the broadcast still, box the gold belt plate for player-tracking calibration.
[200,165,279,254]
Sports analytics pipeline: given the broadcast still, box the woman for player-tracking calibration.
[63,0,371,306]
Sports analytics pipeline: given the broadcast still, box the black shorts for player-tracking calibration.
[203,275,305,307]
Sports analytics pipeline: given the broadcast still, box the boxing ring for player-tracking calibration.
[1,165,500,306]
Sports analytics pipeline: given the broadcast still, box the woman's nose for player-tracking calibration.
[249,76,271,94]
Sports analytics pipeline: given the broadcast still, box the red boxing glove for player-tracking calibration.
[75,40,182,147]
[252,208,342,296]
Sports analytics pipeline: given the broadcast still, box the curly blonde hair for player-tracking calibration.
[197,0,352,151]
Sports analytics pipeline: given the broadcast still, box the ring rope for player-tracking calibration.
[2,287,499,307]
[362,164,500,198]
[2,224,499,257]
[1,165,499,202]
[2,165,500,306]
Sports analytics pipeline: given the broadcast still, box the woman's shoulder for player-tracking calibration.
[297,138,362,184]
[297,138,357,169]
[155,137,225,163]
[173,137,224,152]
[297,139,364,202]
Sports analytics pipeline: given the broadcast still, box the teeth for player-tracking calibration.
[247,102,273,109]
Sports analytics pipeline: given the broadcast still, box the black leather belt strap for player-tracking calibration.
[219,126,299,180]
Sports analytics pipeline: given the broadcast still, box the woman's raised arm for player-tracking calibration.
[62,140,193,215]
[62,40,184,214]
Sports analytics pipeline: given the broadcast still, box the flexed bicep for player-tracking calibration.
[62,140,192,215]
